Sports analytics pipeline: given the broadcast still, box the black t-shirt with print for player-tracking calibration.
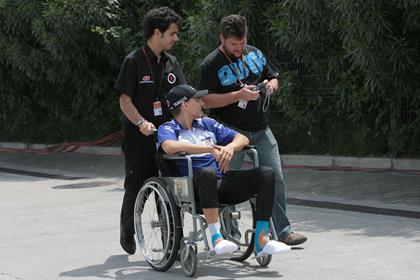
[197,45,278,132]
[114,44,185,128]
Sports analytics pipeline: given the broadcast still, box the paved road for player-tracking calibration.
[0,152,419,280]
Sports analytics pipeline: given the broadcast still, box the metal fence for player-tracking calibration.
[265,48,419,156]
[267,49,335,130]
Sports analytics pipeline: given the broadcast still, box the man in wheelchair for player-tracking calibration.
[157,84,291,257]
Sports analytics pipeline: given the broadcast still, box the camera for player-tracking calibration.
[252,82,266,95]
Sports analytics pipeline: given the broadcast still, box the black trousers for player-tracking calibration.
[120,125,158,236]
[193,166,275,221]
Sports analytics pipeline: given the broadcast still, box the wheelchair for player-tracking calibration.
[133,146,279,277]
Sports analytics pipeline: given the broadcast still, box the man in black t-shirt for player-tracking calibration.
[114,7,185,255]
[197,14,307,246]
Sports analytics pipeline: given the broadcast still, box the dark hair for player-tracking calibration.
[170,106,181,117]
[220,14,248,39]
[143,7,182,39]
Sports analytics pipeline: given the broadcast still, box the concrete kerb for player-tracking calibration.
[393,158,420,170]
[334,156,392,169]
[0,142,122,156]
[1,142,420,171]
[282,154,333,167]
[76,146,122,156]
[285,154,420,171]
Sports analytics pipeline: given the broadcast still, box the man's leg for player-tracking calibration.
[218,167,290,255]
[193,168,237,254]
[120,132,157,254]
[253,128,307,245]
[120,172,139,254]
[223,152,245,239]
[229,149,246,170]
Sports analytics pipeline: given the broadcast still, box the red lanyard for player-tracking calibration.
[219,47,246,87]
[142,47,164,100]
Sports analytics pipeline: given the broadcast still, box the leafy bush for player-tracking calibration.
[1,0,419,157]
[0,0,124,142]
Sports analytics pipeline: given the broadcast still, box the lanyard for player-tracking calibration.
[219,47,246,87]
[142,47,164,100]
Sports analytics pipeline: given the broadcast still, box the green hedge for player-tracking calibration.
[1,0,419,157]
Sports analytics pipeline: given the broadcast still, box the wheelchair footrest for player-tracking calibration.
[252,252,270,259]
[207,249,243,259]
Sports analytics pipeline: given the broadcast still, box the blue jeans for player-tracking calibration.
[229,126,292,239]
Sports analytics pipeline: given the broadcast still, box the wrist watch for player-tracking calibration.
[135,117,145,127]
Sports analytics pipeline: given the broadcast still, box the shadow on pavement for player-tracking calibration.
[52,181,113,189]
[59,255,147,279]
[59,254,285,279]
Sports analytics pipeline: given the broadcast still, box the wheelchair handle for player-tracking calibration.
[243,145,256,150]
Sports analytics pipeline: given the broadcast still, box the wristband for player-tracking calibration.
[135,117,145,127]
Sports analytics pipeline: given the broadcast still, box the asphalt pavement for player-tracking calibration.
[0,151,419,280]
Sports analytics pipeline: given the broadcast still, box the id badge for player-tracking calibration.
[238,99,248,109]
[153,101,163,116]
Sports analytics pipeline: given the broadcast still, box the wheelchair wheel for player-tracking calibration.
[180,242,197,277]
[134,177,182,271]
[256,254,272,267]
[256,231,273,266]
[220,200,256,262]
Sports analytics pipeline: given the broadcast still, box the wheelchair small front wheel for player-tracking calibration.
[180,243,197,277]
[256,254,272,267]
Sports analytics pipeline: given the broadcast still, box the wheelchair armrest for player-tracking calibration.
[243,145,256,150]
[236,145,259,168]
[162,152,189,160]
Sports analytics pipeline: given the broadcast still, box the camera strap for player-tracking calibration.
[261,92,270,112]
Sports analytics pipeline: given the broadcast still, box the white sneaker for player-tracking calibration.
[214,239,238,255]
[256,240,291,257]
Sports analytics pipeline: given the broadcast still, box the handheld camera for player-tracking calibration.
[252,82,267,96]
[252,82,271,112]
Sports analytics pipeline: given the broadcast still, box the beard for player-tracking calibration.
[221,44,243,58]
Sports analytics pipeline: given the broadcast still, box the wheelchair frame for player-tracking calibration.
[134,147,278,277]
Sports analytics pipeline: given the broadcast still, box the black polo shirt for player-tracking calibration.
[114,44,185,128]
[197,45,279,132]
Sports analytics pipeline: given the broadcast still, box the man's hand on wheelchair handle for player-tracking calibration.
[139,120,156,136]
[212,145,234,173]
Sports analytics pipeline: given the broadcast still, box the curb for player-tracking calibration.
[282,154,420,171]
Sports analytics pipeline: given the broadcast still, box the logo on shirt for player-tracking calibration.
[139,75,153,84]
[167,73,176,84]
[217,50,266,87]
[201,137,214,146]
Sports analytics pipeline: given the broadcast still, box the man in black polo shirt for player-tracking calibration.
[197,14,307,246]
[114,7,185,254]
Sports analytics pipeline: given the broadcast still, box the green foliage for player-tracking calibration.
[267,0,420,157]
[0,0,124,142]
[0,0,419,156]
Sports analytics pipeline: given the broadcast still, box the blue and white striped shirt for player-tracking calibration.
[158,117,237,177]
